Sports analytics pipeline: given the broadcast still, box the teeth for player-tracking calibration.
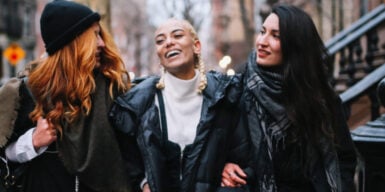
[166,50,181,58]
[259,50,269,54]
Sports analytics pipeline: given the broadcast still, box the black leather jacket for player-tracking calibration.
[110,71,250,192]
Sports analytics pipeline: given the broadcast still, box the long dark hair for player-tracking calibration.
[272,5,337,147]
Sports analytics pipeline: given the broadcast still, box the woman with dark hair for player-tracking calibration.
[220,4,357,192]
[0,1,131,191]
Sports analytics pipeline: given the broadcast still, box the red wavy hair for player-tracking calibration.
[28,23,130,135]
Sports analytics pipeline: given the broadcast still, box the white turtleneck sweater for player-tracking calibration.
[155,70,203,150]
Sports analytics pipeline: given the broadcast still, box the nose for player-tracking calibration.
[165,37,174,47]
[256,34,267,48]
[97,34,105,48]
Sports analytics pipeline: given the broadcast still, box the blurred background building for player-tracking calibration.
[0,0,37,80]
[1,0,382,79]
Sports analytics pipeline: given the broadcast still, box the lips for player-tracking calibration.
[96,49,103,60]
[165,50,181,58]
[96,53,101,61]
[257,49,269,57]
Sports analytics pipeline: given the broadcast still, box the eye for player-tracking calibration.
[155,38,165,45]
[273,34,280,38]
[273,32,280,39]
[259,30,265,35]
[174,32,184,39]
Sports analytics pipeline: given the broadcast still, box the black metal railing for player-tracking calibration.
[326,4,385,122]
[326,3,385,93]
[340,62,385,120]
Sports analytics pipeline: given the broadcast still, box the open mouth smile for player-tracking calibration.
[165,50,181,58]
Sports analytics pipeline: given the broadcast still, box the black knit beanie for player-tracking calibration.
[40,0,101,55]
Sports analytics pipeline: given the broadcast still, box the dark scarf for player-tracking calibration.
[246,51,291,152]
[57,72,130,192]
[245,51,291,192]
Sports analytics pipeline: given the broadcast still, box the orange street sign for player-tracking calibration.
[3,43,26,66]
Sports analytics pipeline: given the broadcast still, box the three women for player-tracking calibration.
[0,3,357,192]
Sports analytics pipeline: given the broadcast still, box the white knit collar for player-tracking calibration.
[163,69,200,99]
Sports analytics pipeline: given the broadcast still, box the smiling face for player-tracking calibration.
[255,13,282,66]
[155,19,201,79]
[93,23,105,68]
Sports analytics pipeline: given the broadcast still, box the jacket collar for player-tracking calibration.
[115,76,159,116]
[202,71,235,109]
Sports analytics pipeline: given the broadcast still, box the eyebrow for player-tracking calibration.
[261,26,279,33]
[272,29,280,33]
[155,28,185,38]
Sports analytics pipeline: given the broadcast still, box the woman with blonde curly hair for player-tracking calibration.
[1,1,131,192]
[110,18,249,192]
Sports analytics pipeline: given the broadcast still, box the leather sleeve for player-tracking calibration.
[109,100,138,136]
[225,94,257,186]
[115,128,145,192]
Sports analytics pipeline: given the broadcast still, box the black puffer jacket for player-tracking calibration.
[110,71,250,192]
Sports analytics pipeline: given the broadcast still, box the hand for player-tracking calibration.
[142,183,151,192]
[221,163,247,187]
[32,117,57,150]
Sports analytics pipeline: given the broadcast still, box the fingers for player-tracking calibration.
[229,171,247,185]
[33,116,57,149]
[50,128,57,138]
[221,163,248,187]
[231,165,247,185]
[221,177,239,187]
[37,117,56,136]
[233,165,247,178]
[142,183,151,192]
[37,117,49,129]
